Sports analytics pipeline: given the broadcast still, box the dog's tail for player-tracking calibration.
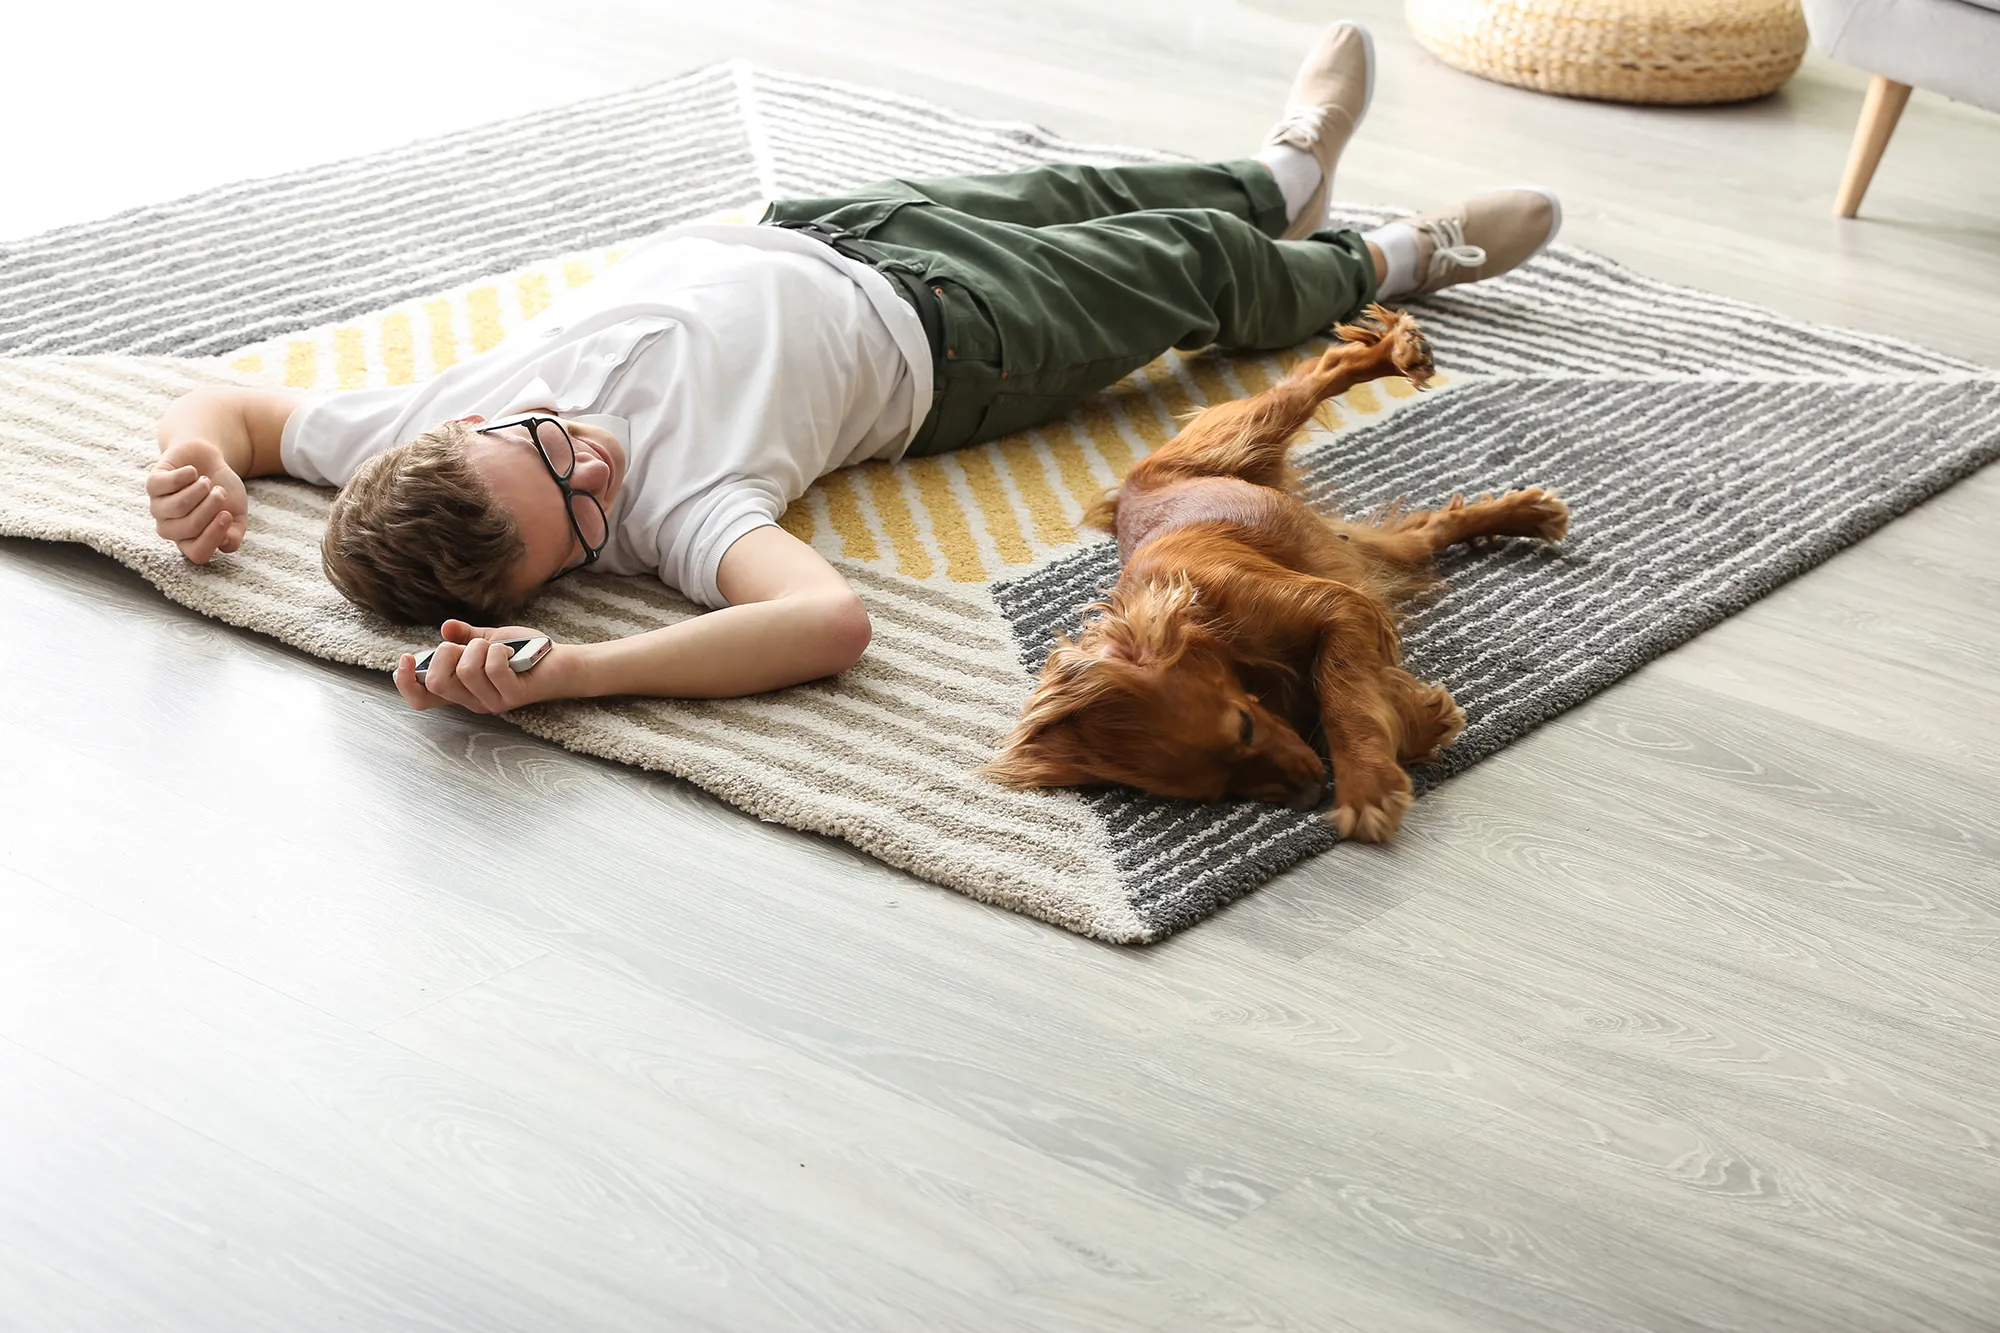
[1082,485,1121,532]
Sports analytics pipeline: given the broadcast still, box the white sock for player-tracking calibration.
[1254,143,1322,225]
[1363,221,1419,298]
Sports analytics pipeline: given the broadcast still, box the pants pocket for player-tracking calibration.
[928,277,1003,367]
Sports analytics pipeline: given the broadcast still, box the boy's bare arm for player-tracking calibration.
[148,386,303,563]
[576,523,870,697]
[157,385,299,477]
[393,526,875,712]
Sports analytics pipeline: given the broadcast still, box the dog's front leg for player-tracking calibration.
[1305,595,1415,842]
[1264,571,1414,840]
[1315,655,1413,841]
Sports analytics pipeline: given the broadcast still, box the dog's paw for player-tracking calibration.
[1329,768,1414,843]
[1403,686,1465,763]
[1506,487,1569,543]
[1385,317,1436,390]
[1333,305,1435,389]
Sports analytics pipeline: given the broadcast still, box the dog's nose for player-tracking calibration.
[1287,779,1325,812]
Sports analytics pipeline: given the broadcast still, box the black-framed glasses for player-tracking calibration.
[475,414,609,580]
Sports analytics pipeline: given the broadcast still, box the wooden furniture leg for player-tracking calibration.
[1835,74,1913,218]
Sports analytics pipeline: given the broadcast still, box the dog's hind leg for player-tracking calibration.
[1125,306,1435,493]
[1395,487,1570,550]
[1350,487,1570,565]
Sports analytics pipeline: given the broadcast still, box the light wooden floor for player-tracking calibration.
[4,4,1999,1330]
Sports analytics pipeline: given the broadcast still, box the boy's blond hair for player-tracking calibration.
[320,420,529,625]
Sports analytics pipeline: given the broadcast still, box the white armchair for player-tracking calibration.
[1802,0,2000,215]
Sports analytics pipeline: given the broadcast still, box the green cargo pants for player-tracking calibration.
[760,159,1379,457]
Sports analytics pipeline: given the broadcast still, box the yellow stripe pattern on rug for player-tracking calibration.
[221,205,1449,583]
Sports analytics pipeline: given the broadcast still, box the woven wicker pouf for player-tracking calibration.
[1406,0,1808,104]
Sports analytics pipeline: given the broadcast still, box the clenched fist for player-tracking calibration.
[148,441,249,563]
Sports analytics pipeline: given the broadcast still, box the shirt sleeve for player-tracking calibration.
[663,476,788,609]
[279,383,426,486]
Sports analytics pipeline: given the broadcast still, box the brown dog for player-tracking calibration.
[982,307,1568,842]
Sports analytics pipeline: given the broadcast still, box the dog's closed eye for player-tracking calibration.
[1238,708,1254,747]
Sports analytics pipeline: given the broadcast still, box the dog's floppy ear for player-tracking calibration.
[1092,575,1200,666]
[981,707,1097,789]
[980,645,1107,789]
[980,722,1097,789]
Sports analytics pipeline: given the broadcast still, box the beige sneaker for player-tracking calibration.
[1267,21,1374,242]
[1397,188,1563,296]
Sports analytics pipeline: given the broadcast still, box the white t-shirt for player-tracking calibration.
[280,223,932,608]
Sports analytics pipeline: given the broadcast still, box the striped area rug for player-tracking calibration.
[3,62,1996,942]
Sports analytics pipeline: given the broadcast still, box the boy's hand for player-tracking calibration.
[147,441,249,563]
[393,619,573,715]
